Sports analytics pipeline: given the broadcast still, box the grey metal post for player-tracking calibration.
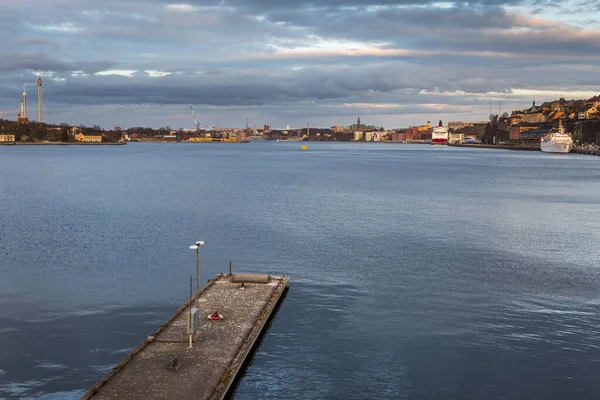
[189,275,193,348]
[196,247,199,294]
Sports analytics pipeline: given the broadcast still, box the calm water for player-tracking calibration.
[1,142,600,399]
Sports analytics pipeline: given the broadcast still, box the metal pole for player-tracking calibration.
[229,260,232,276]
[189,275,193,348]
[195,247,199,294]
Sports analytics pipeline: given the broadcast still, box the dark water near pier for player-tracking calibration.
[1,142,599,399]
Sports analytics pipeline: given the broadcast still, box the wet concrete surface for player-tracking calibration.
[82,274,289,400]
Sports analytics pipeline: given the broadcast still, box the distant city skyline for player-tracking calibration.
[1,0,600,129]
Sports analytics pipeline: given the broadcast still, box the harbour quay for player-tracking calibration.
[82,273,289,400]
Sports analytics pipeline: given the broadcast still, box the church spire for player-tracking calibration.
[357,116,361,128]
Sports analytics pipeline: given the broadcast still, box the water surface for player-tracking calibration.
[1,142,599,399]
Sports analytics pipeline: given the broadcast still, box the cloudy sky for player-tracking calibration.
[1,0,600,129]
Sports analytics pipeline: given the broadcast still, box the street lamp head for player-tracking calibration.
[196,241,204,246]
[189,245,199,250]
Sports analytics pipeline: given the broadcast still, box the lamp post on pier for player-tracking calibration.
[189,240,204,294]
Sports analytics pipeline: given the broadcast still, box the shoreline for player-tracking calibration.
[1,141,127,146]
[448,142,599,155]
[448,143,540,151]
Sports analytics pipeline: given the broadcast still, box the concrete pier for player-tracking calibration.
[82,273,289,400]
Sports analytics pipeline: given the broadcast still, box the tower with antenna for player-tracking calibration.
[37,67,43,123]
[17,84,28,124]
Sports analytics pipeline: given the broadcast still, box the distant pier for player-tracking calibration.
[450,142,599,156]
[448,142,541,151]
[82,273,289,400]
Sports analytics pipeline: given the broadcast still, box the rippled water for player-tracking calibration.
[1,143,599,399]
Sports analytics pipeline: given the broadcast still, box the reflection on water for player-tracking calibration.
[1,143,599,399]
[0,304,174,399]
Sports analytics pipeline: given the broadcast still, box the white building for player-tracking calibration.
[373,132,387,142]
[353,131,363,141]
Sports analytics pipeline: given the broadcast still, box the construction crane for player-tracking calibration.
[189,104,200,132]
[190,105,215,130]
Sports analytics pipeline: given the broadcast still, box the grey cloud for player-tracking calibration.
[18,38,56,47]
[183,0,527,11]
[1,0,599,128]
[0,54,113,74]
[258,5,600,60]
[266,5,518,30]
[34,62,517,108]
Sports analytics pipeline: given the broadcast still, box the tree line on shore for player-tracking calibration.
[0,119,123,142]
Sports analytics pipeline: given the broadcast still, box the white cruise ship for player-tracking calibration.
[431,120,448,145]
[540,125,573,154]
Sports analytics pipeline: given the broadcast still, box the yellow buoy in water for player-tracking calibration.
[300,145,309,150]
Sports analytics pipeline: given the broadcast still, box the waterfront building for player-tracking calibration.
[510,112,524,125]
[331,125,345,133]
[188,137,212,142]
[350,116,362,132]
[520,112,546,123]
[539,99,564,112]
[526,100,539,113]
[564,99,584,109]
[403,124,432,141]
[548,110,565,120]
[510,123,539,140]
[448,121,471,131]
[520,127,552,140]
[372,132,387,142]
[578,106,599,120]
[353,131,363,141]
[448,121,488,132]
[390,131,405,142]
[573,120,600,144]
[584,95,600,108]
[75,132,103,142]
[418,121,432,131]
[349,116,380,133]
[0,134,16,142]
[449,132,464,144]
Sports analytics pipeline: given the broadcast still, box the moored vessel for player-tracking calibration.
[541,122,573,154]
[431,120,448,145]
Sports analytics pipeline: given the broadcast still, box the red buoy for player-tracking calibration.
[208,312,223,321]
